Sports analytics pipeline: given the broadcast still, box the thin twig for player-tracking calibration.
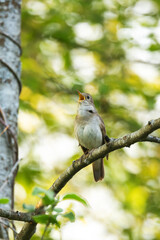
[143,135,160,143]
[11,221,17,240]
[0,218,17,235]
[0,125,9,137]
[41,222,50,240]
[0,107,6,122]
[132,60,160,67]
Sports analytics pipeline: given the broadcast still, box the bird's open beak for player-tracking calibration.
[77,90,85,102]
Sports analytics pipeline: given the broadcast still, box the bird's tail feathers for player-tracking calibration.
[92,158,104,182]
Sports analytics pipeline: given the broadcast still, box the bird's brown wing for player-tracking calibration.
[98,115,110,160]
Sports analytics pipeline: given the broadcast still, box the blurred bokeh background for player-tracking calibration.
[15,0,160,239]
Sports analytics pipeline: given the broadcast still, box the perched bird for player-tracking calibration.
[74,91,109,182]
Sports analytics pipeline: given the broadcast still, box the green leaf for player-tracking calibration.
[43,194,57,206]
[33,214,50,224]
[46,190,55,200]
[23,203,35,212]
[0,198,9,204]
[32,187,48,196]
[32,187,56,205]
[33,214,60,227]
[62,193,88,207]
[63,212,75,222]
[54,208,63,213]
[49,215,60,227]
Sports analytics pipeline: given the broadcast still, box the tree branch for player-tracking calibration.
[0,133,158,226]
[8,118,160,239]
[0,209,33,223]
[143,135,160,143]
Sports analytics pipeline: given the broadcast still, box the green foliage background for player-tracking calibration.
[15,0,160,239]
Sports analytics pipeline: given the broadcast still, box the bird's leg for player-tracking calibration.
[80,145,89,155]
[84,149,89,154]
[105,135,110,143]
[87,148,96,157]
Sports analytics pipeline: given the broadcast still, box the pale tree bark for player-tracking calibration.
[0,0,21,238]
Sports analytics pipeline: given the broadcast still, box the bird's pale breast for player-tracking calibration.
[75,116,103,150]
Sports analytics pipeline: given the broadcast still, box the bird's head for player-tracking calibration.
[76,90,96,116]
[77,90,94,105]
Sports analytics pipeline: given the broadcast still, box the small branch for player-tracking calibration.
[51,118,160,194]
[16,222,37,240]
[0,125,9,137]
[0,219,17,235]
[0,107,7,123]
[143,135,160,143]
[11,221,17,240]
[132,60,160,67]
[41,222,50,240]
[0,209,33,223]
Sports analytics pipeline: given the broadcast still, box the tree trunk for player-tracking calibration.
[0,0,21,238]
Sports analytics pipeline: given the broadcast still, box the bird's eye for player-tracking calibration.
[88,110,93,113]
[87,95,90,99]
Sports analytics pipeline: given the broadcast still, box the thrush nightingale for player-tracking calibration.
[75,91,109,182]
